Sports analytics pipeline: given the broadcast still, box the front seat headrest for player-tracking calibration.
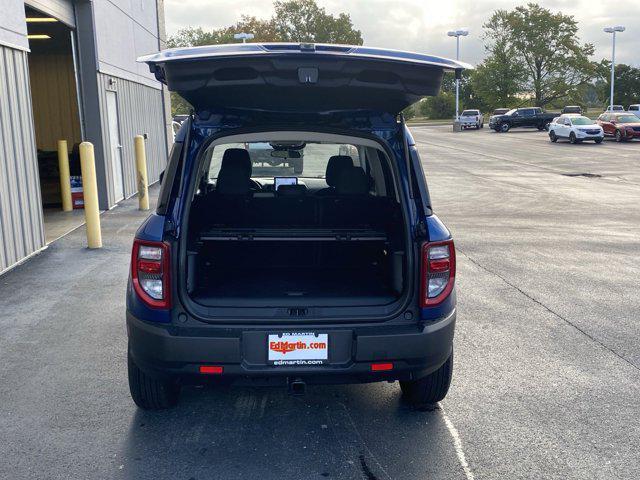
[325,155,354,187]
[216,148,252,195]
[336,167,370,195]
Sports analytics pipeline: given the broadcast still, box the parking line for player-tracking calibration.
[440,406,475,480]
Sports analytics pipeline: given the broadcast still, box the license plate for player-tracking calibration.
[267,333,328,366]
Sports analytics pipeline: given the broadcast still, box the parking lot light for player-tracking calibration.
[447,29,469,121]
[603,25,625,112]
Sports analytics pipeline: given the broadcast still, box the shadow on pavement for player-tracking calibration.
[119,382,462,480]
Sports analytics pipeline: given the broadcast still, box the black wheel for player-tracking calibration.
[499,122,510,133]
[480,122,484,129]
[128,348,180,410]
[292,158,304,174]
[615,130,623,142]
[549,131,558,142]
[476,123,480,130]
[400,351,453,407]
[595,138,603,144]
[569,132,577,144]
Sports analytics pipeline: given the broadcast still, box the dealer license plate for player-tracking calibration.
[267,333,328,366]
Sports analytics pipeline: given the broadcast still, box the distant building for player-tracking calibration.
[0,0,171,273]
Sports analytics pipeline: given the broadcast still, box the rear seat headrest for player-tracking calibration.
[326,155,354,187]
[216,148,252,195]
[221,148,251,177]
[336,167,370,195]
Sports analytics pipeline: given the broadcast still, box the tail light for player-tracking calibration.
[420,240,456,307]
[131,239,171,309]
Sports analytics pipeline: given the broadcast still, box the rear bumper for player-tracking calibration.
[126,310,456,385]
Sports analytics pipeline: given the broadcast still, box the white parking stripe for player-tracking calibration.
[440,406,475,480]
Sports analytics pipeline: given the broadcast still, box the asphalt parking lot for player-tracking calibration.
[1,125,639,480]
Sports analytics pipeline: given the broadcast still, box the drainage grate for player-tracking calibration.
[562,172,602,178]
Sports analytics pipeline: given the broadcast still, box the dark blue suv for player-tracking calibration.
[127,43,465,409]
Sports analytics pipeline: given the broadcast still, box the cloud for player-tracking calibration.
[164,0,639,66]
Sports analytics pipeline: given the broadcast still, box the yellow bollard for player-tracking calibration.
[79,142,102,248]
[134,135,149,211]
[57,140,73,212]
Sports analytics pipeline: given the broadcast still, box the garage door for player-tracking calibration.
[24,0,75,28]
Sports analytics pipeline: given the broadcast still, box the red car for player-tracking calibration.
[597,113,640,142]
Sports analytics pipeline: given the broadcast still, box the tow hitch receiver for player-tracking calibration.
[288,378,306,396]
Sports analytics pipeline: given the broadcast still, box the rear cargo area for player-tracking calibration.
[182,134,409,310]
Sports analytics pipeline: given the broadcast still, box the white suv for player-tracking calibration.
[548,115,604,144]
[459,109,483,129]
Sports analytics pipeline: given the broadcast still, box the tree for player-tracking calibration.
[421,93,456,119]
[470,38,527,109]
[484,3,594,107]
[594,61,640,108]
[167,0,363,115]
[271,0,363,44]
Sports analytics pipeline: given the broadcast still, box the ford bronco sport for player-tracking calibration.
[127,43,467,409]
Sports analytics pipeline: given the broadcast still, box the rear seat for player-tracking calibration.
[194,160,399,231]
[319,166,392,228]
[249,184,317,226]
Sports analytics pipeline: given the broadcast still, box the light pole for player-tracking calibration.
[603,25,625,111]
[234,32,255,43]
[447,29,469,121]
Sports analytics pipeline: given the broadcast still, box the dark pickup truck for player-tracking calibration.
[489,107,557,132]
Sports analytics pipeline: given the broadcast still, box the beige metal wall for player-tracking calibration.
[96,73,167,206]
[28,53,82,151]
[0,44,46,274]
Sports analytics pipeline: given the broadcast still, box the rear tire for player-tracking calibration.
[480,122,484,129]
[128,349,180,410]
[400,352,453,407]
[569,132,577,144]
[549,131,558,142]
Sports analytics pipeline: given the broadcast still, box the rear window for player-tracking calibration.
[207,142,361,180]
[461,110,478,116]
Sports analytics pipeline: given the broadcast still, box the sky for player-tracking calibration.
[164,0,639,67]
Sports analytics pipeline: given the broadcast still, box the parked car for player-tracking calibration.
[129,43,464,410]
[459,109,483,129]
[605,105,625,112]
[597,112,640,141]
[628,104,640,118]
[561,105,583,115]
[489,107,557,132]
[548,115,604,144]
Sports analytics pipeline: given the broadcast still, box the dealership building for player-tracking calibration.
[0,0,171,274]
